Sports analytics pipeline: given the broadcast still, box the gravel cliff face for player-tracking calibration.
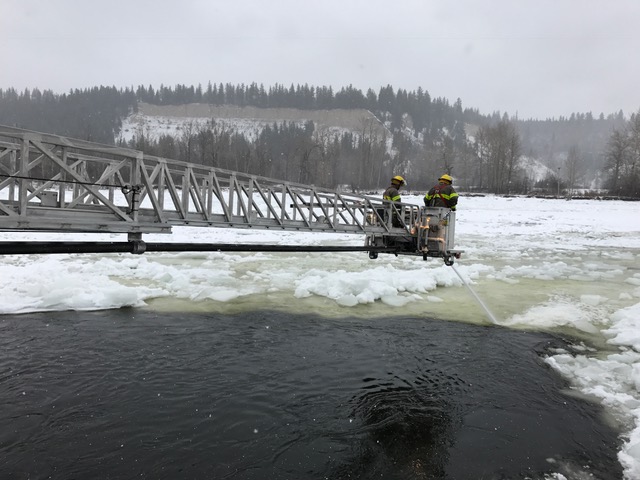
[137,102,388,135]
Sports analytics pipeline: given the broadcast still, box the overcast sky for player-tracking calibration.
[2,0,639,120]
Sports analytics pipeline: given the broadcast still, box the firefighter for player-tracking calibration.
[382,175,406,227]
[424,174,458,210]
[383,175,406,202]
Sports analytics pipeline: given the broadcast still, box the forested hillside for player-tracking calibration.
[0,82,637,196]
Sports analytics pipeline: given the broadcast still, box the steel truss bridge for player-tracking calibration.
[0,125,461,264]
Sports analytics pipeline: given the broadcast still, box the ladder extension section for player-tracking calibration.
[0,125,420,236]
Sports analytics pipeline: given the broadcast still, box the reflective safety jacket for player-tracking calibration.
[424,182,458,210]
[383,185,401,202]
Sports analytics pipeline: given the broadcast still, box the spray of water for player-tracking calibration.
[450,264,499,324]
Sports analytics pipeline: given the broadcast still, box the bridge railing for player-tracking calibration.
[0,125,420,236]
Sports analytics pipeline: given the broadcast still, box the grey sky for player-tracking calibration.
[2,0,639,120]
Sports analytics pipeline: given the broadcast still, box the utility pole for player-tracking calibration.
[557,167,561,197]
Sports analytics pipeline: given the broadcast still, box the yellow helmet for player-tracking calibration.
[392,175,406,186]
[439,174,453,184]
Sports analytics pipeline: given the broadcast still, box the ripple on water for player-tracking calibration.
[0,309,624,480]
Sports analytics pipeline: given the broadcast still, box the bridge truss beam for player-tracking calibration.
[0,125,419,237]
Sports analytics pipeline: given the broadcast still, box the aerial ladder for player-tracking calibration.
[0,125,462,264]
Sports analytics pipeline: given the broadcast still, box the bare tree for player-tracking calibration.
[565,145,581,197]
[209,120,233,170]
[438,135,455,175]
[475,120,521,193]
[472,127,489,190]
[313,129,340,188]
[605,130,628,194]
[178,120,196,163]
[625,111,640,196]
[195,122,212,165]
[358,117,386,189]
[455,144,477,191]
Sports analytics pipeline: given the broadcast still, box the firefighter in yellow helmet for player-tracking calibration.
[424,174,458,210]
[382,175,406,227]
[383,175,406,202]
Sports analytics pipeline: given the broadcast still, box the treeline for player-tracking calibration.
[0,82,637,196]
[0,86,134,144]
[0,83,478,142]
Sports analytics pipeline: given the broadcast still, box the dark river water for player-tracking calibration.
[0,309,623,480]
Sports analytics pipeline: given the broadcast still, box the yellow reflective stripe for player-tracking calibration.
[384,195,401,201]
